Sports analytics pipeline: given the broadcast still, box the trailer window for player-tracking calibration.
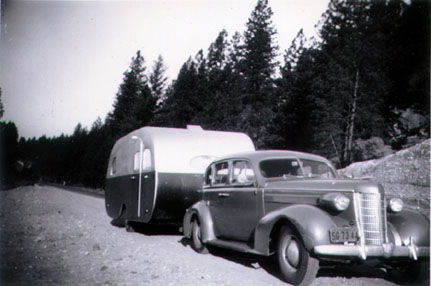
[134,149,153,172]
[143,149,152,170]
[110,157,117,175]
[134,152,140,171]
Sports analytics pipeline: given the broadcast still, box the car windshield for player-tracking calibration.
[259,158,336,179]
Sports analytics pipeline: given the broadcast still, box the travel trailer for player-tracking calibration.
[105,125,255,226]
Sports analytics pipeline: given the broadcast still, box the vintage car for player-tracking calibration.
[183,150,430,286]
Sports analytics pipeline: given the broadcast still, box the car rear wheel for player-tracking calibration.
[191,218,208,254]
[277,225,319,286]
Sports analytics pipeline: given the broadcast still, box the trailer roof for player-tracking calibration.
[108,125,255,176]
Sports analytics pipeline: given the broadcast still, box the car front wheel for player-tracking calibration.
[387,260,430,285]
[277,225,319,286]
[191,218,208,254]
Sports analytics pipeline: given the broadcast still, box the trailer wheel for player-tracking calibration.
[125,220,136,232]
[110,218,125,228]
[277,225,319,286]
[191,218,208,254]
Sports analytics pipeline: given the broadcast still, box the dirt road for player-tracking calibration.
[0,185,426,285]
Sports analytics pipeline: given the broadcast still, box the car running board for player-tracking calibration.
[207,239,261,255]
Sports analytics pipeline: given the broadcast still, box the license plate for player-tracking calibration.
[329,228,358,243]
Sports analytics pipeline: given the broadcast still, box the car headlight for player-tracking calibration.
[388,198,403,212]
[333,194,350,211]
[320,193,350,212]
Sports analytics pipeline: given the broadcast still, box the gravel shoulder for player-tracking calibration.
[0,185,426,285]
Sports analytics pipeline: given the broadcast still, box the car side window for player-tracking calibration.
[213,162,229,186]
[231,161,255,185]
[204,166,213,186]
[299,159,336,178]
[260,159,303,178]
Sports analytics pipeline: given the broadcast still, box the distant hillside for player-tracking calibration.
[339,139,430,217]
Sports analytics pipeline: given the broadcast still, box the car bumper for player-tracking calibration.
[314,243,430,260]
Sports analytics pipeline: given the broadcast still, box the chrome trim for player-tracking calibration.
[360,193,384,246]
[152,170,158,218]
[353,192,387,260]
[408,237,418,260]
[313,244,430,258]
[353,193,367,259]
[382,196,389,243]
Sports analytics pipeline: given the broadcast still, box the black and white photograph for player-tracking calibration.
[0,0,429,285]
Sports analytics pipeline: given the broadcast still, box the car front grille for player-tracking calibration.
[358,193,386,246]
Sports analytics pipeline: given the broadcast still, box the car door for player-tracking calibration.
[208,160,261,242]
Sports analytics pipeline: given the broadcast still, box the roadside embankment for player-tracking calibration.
[339,139,430,218]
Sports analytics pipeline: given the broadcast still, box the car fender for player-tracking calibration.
[387,208,430,247]
[182,201,216,242]
[254,204,336,255]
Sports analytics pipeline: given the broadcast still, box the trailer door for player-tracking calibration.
[133,147,155,221]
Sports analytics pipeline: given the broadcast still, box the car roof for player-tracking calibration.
[213,150,331,165]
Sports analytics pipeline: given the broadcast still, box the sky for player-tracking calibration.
[0,0,329,139]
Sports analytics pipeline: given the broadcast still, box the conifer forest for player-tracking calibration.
[1,0,429,189]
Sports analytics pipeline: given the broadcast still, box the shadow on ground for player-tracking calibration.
[111,219,181,236]
[178,237,431,285]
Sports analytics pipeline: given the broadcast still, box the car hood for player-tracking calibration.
[263,178,384,195]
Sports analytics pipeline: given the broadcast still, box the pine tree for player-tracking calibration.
[149,55,168,108]
[228,31,246,76]
[382,0,430,141]
[203,30,237,129]
[0,121,19,185]
[243,0,278,101]
[0,87,4,119]
[271,31,318,152]
[282,29,306,75]
[107,51,156,137]
[238,0,279,148]
[153,57,202,127]
[313,0,389,165]
[207,30,229,74]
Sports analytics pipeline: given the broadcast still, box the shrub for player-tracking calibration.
[352,137,392,162]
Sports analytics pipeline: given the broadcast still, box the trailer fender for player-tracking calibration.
[183,201,216,242]
[254,204,336,255]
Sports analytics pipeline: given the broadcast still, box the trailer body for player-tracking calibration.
[105,125,255,224]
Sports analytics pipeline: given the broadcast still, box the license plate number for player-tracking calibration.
[330,228,358,243]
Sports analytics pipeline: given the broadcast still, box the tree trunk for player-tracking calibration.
[344,69,360,164]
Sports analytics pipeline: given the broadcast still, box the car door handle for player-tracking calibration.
[131,176,136,180]
[218,193,230,198]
